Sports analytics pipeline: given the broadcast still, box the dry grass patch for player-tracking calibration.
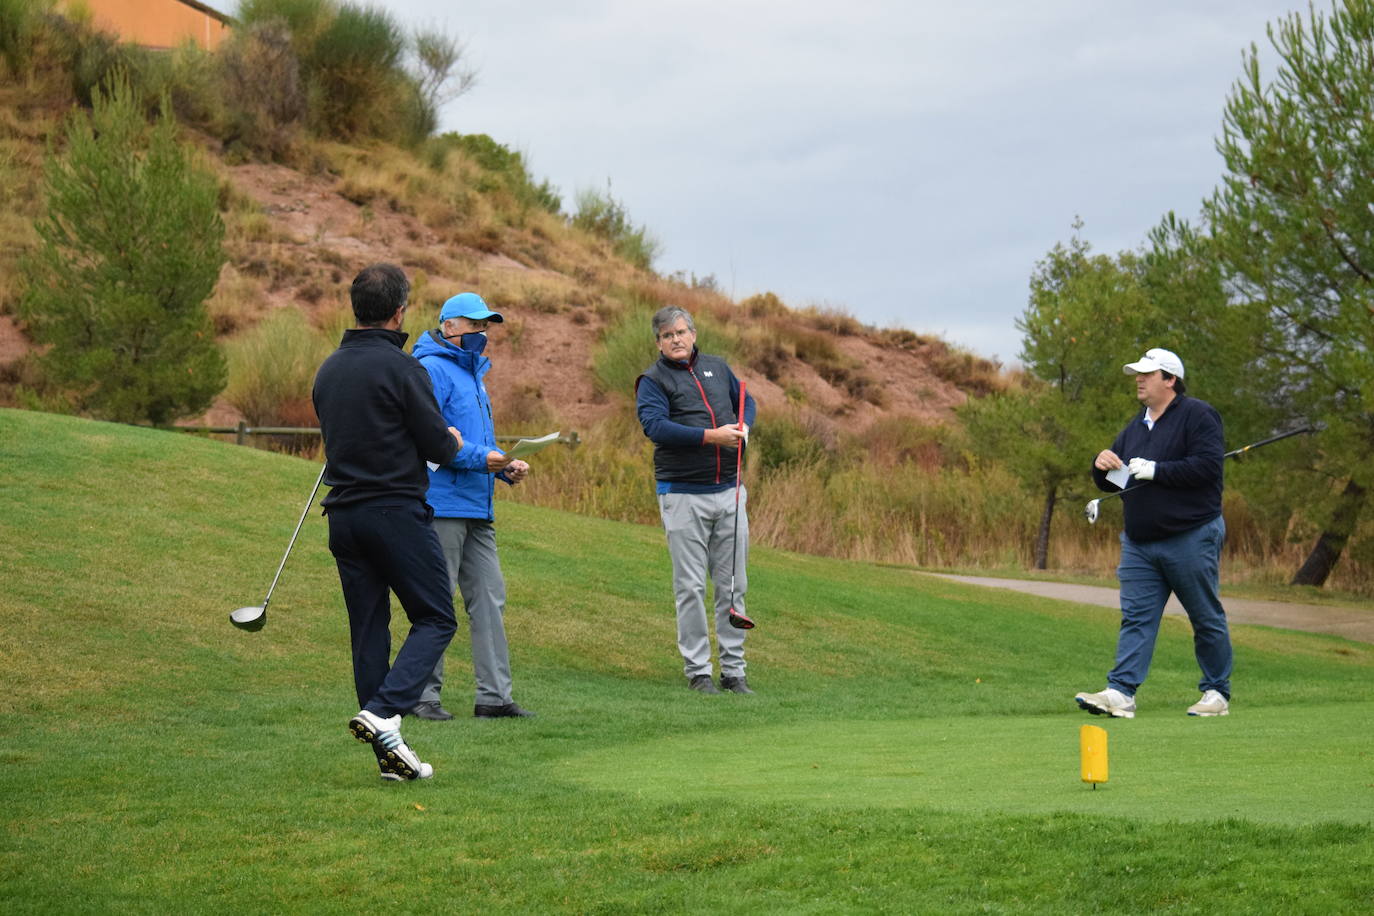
[205,264,269,334]
[478,269,582,315]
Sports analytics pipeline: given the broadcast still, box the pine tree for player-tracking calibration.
[20,73,226,425]
[1205,0,1374,584]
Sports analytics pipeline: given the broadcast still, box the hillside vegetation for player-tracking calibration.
[1,408,1371,912]
[5,1,1374,592]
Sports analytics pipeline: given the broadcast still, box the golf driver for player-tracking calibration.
[230,463,327,631]
[1084,426,1314,524]
[727,381,755,630]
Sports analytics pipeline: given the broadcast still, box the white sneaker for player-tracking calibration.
[1187,690,1229,717]
[1074,687,1136,719]
[350,710,433,780]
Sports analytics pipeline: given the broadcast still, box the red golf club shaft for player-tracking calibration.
[728,380,754,629]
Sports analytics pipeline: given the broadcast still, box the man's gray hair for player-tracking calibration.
[651,306,694,337]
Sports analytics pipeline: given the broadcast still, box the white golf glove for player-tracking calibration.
[1128,457,1156,481]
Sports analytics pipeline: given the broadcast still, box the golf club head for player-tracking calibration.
[727,609,755,630]
[230,605,267,632]
[1084,500,1100,525]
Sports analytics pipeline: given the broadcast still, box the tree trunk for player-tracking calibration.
[1291,478,1366,586]
[1034,484,1057,570]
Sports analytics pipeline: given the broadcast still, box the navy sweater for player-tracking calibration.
[1091,395,1224,542]
[312,328,459,509]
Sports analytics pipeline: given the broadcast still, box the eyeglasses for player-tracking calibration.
[658,328,693,342]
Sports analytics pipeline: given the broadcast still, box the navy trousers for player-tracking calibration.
[326,499,458,717]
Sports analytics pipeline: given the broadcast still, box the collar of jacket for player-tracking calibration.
[657,347,699,371]
[341,327,409,348]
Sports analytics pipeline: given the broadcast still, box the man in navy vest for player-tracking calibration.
[1075,348,1233,720]
[636,306,758,694]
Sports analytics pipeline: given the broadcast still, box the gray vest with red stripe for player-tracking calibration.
[640,351,738,485]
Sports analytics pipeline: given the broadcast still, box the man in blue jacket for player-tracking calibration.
[1075,348,1233,720]
[312,263,464,781]
[411,292,534,721]
[636,306,758,695]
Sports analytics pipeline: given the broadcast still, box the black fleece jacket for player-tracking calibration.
[1091,394,1224,542]
[312,328,458,509]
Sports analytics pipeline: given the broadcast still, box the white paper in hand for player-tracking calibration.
[1106,466,1131,489]
[506,431,561,460]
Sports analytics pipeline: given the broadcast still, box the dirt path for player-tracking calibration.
[930,575,1374,644]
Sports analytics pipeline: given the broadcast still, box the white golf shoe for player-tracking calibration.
[1186,690,1230,717]
[1074,687,1136,719]
[350,710,433,780]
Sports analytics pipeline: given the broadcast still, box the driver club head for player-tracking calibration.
[230,605,267,632]
[727,609,755,630]
[1084,500,1100,525]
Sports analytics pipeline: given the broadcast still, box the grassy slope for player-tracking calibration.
[1,408,1371,914]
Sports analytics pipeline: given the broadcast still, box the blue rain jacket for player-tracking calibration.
[413,328,505,520]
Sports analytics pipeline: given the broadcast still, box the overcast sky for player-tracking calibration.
[373,0,1306,364]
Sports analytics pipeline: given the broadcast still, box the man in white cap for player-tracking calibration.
[411,291,535,721]
[1075,347,1233,719]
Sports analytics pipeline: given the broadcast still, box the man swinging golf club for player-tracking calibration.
[1075,347,1234,720]
[636,306,758,695]
[312,264,464,780]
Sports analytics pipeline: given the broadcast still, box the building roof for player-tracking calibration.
[177,0,234,25]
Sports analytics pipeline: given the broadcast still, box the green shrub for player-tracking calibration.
[222,307,332,425]
[427,133,562,214]
[572,184,659,270]
[305,3,406,140]
[592,301,656,397]
[220,20,305,160]
[237,0,334,55]
[0,0,53,77]
[19,73,226,425]
[741,291,789,318]
[749,405,833,474]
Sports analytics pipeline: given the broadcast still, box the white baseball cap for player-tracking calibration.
[1123,347,1184,378]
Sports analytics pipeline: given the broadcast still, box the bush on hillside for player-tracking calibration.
[18,73,226,425]
[592,302,656,397]
[304,3,406,140]
[220,20,304,160]
[237,0,333,57]
[223,307,331,426]
[426,132,562,215]
[0,0,53,78]
[573,184,660,271]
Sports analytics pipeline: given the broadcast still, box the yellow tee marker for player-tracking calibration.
[1080,724,1108,788]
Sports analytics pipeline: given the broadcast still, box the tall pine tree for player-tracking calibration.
[20,73,226,425]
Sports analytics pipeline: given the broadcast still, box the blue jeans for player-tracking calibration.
[1108,514,1232,699]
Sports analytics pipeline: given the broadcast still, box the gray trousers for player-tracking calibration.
[657,487,748,679]
[420,518,514,706]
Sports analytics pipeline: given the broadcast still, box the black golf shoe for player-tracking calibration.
[411,701,454,721]
[720,675,755,695]
[474,702,536,718]
[688,674,721,694]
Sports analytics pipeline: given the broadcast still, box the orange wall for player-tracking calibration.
[65,0,232,51]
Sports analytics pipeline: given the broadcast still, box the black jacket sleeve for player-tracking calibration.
[402,361,459,467]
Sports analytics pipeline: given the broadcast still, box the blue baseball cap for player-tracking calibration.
[439,292,503,323]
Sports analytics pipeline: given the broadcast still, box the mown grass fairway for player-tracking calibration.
[2,408,1372,913]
